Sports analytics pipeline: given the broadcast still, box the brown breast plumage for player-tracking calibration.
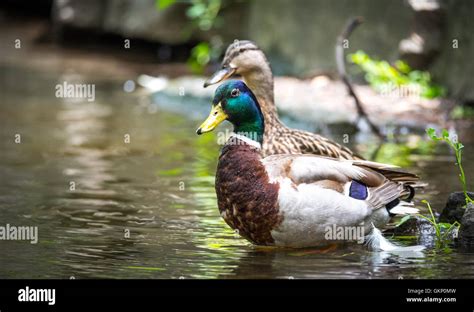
[215,141,282,245]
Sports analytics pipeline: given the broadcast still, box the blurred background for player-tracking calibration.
[0,0,473,279]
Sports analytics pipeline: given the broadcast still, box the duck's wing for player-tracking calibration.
[263,155,382,185]
[351,160,419,184]
[262,155,418,211]
[263,155,418,185]
[264,126,364,160]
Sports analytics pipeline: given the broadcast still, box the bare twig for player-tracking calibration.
[336,17,384,139]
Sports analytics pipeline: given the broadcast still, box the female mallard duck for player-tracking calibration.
[204,40,362,159]
[197,80,420,249]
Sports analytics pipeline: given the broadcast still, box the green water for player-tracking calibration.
[0,65,473,279]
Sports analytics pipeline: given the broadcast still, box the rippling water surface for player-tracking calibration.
[1,65,473,279]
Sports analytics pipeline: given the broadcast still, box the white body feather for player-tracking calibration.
[260,155,420,249]
[366,225,425,252]
[269,177,390,247]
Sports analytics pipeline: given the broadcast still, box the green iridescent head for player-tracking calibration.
[196,80,264,143]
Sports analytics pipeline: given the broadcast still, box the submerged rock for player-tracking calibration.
[392,217,436,247]
[439,191,474,223]
[459,203,474,248]
[393,217,429,236]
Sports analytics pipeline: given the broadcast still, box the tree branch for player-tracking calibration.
[336,17,384,139]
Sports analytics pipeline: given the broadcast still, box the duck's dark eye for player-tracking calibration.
[230,88,240,98]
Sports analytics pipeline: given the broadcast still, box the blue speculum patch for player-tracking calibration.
[349,180,368,200]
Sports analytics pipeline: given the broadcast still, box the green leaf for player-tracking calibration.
[187,42,211,74]
[438,223,451,230]
[396,215,412,227]
[349,50,444,99]
[395,60,411,74]
[156,0,176,10]
[426,128,438,140]
[450,105,474,119]
[442,129,450,139]
[187,3,206,18]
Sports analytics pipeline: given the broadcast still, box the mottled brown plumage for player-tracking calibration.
[216,141,282,245]
[205,40,363,160]
[262,115,359,159]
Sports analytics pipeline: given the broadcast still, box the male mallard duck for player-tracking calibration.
[197,80,420,249]
[204,40,362,159]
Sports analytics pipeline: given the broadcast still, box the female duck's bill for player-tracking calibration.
[203,66,236,88]
[203,40,259,88]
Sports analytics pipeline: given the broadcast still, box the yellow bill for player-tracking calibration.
[196,103,228,135]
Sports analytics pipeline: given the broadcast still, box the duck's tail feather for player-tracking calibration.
[365,224,425,252]
[389,200,419,215]
[403,184,416,202]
